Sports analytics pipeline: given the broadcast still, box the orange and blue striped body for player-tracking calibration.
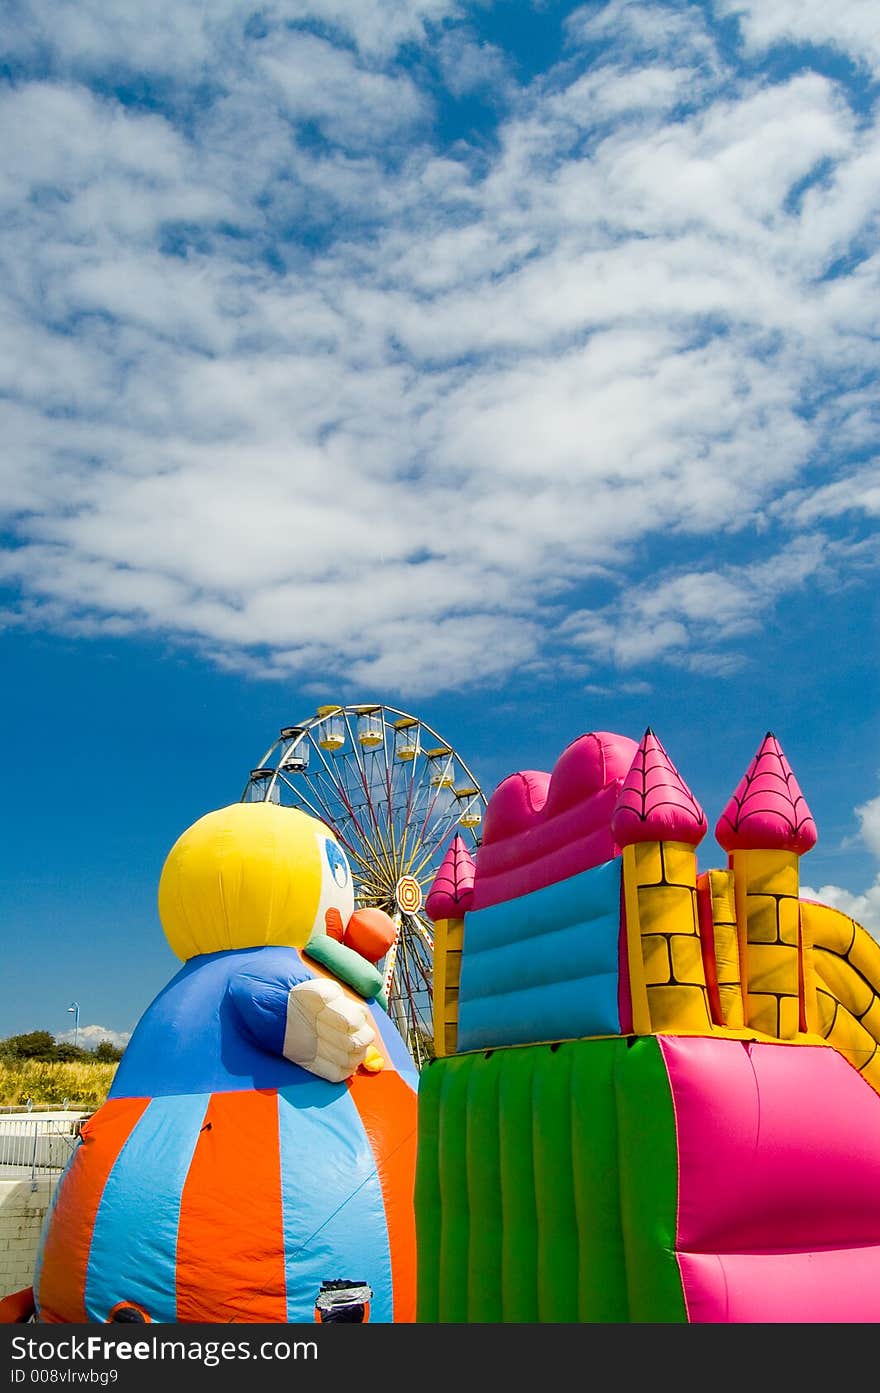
[34,947,418,1324]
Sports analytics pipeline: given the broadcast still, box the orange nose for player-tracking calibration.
[343,907,398,963]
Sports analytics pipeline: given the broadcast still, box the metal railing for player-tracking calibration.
[0,1107,90,1188]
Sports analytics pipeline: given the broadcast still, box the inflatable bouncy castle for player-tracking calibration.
[32,802,418,1324]
[416,729,880,1323]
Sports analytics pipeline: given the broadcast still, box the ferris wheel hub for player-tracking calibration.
[395,875,423,915]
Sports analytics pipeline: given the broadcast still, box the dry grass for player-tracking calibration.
[0,1058,117,1109]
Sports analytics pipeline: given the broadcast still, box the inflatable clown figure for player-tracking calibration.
[32,802,419,1324]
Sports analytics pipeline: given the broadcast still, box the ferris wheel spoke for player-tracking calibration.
[308,737,375,849]
[333,746,369,820]
[412,755,466,852]
[305,778,364,859]
[403,922,432,993]
[401,810,453,883]
[389,934,433,1063]
[409,925,433,978]
[403,807,445,869]
[395,770,434,888]
[309,785,395,895]
[348,797,399,888]
[404,912,434,953]
[292,758,349,823]
[405,811,464,884]
[394,935,428,1025]
[276,769,335,827]
[339,710,392,854]
[393,733,424,868]
[409,779,452,860]
[349,829,398,895]
[379,727,400,865]
[338,815,398,888]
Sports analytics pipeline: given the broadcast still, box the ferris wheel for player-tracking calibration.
[240,703,486,1067]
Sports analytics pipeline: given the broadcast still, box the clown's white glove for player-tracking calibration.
[283,977,376,1083]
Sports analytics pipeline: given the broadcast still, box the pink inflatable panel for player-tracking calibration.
[679,1246,880,1323]
[660,1035,880,1322]
[472,732,638,910]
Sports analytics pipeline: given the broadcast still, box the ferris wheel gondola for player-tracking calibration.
[240,703,485,1066]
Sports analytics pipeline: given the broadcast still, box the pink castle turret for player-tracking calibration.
[613,729,712,1036]
[612,727,707,848]
[425,834,476,922]
[425,835,476,1057]
[715,731,817,855]
[716,732,815,1039]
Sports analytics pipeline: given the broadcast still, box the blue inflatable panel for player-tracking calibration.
[85,1095,207,1322]
[457,860,622,1051]
[111,946,418,1097]
[277,1082,393,1322]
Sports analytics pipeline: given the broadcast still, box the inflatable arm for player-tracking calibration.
[227,968,377,1083]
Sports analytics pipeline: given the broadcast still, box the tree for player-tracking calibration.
[0,1030,59,1060]
[0,1031,125,1067]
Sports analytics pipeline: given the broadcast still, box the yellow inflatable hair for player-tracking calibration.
[157,802,352,961]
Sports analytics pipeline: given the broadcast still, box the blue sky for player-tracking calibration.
[1,0,878,1049]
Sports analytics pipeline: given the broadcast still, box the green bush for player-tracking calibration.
[0,1033,125,1064]
[1,1030,59,1060]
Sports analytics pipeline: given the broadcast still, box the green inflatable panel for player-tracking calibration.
[415,1037,687,1322]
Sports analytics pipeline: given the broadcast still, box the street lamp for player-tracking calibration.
[67,1002,79,1050]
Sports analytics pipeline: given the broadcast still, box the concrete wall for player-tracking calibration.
[0,1175,56,1299]
[0,1110,88,1300]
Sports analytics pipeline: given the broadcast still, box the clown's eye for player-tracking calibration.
[324,839,349,888]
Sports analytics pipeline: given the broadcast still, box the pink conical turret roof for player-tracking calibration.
[715,732,817,854]
[425,834,476,920]
[611,728,707,847]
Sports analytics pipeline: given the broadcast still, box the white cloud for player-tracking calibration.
[0,82,189,197]
[804,880,880,938]
[802,796,880,936]
[859,795,880,858]
[0,1,878,700]
[271,0,460,63]
[55,1024,131,1053]
[4,1,462,74]
[803,795,880,939]
[259,32,429,148]
[558,534,840,669]
[717,0,880,74]
[781,465,880,526]
[435,28,511,100]
[565,0,720,71]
